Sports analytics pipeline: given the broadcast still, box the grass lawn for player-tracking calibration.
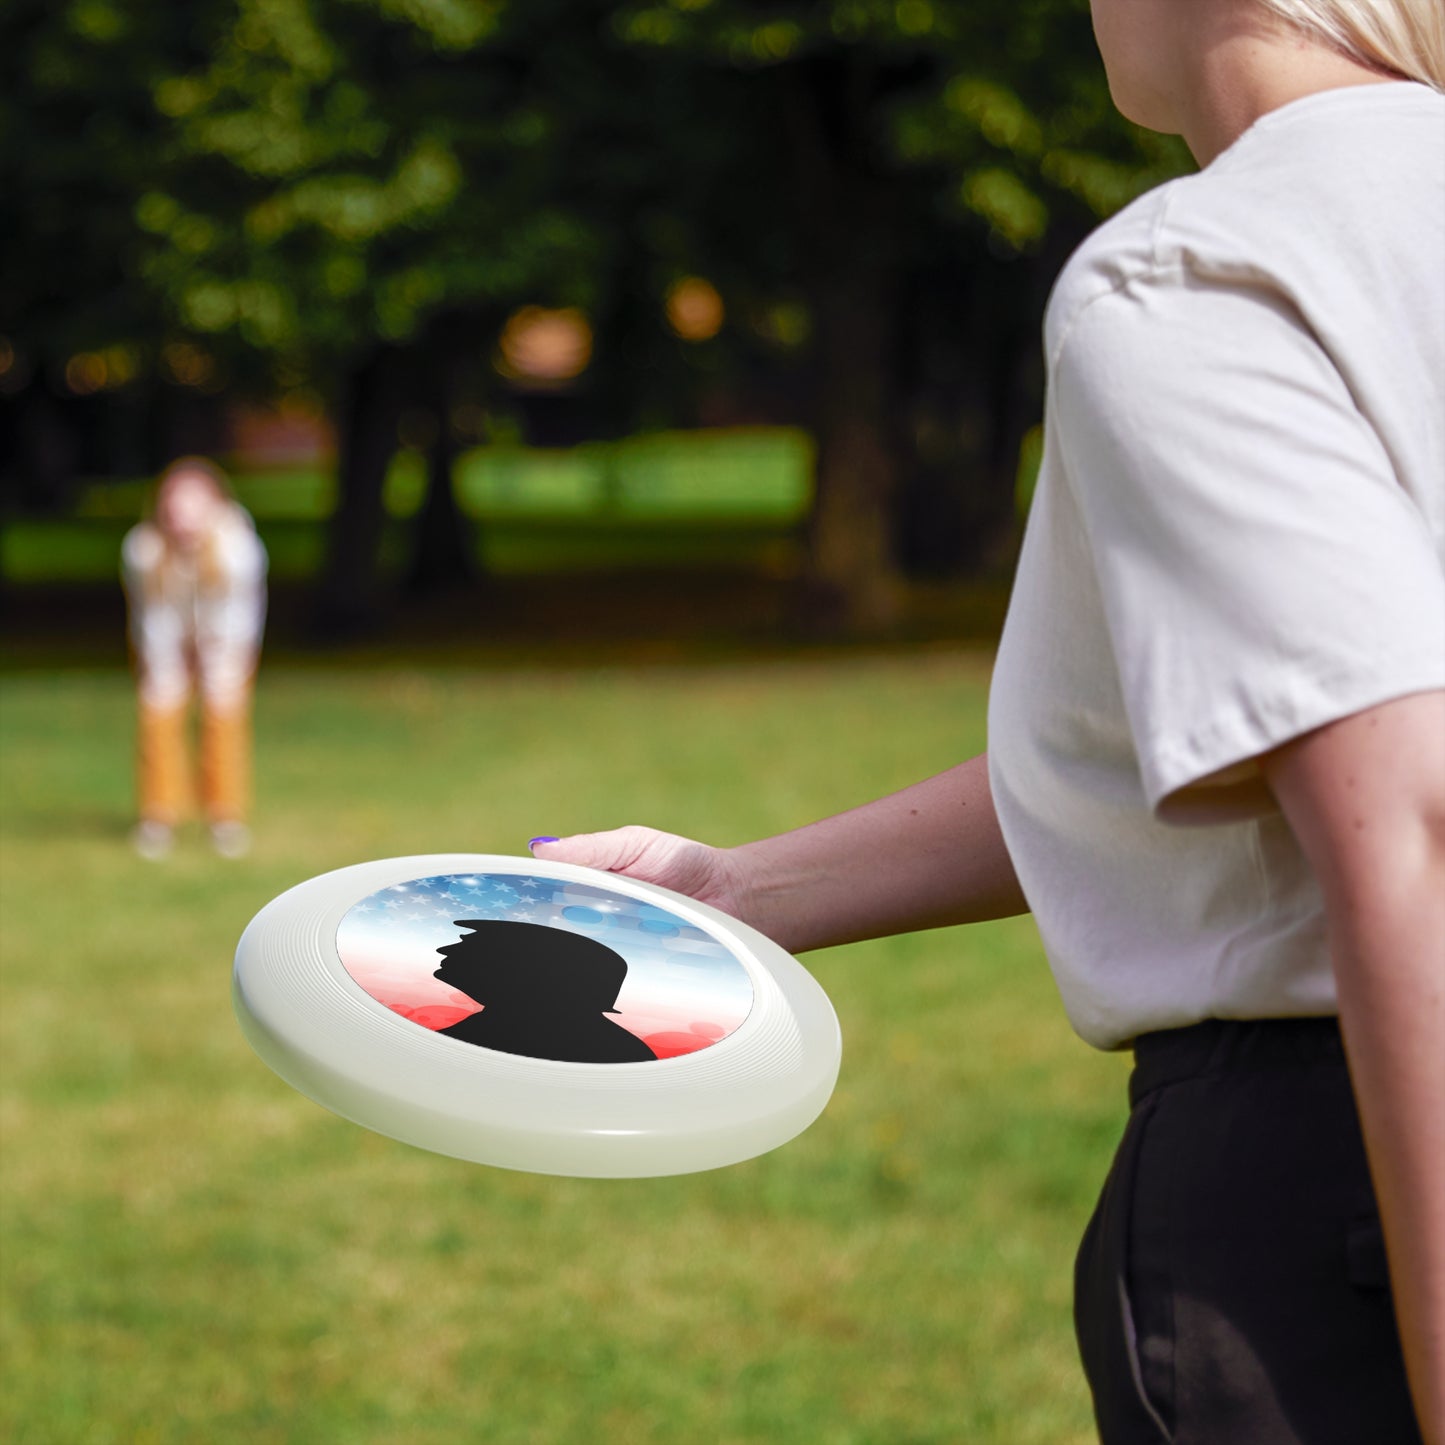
[0,652,1127,1445]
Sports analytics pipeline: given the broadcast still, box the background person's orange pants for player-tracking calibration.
[136,687,252,827]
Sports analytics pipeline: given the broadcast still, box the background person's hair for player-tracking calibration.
[147,456,241,594]
[155,455,235,506]
[1256,0,1445,90]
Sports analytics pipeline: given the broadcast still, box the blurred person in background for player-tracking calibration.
[532,0,1445,1441]
[122,457,267,860]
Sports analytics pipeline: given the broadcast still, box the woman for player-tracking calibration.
[530,2,1444,1440]
[122,457,267,860]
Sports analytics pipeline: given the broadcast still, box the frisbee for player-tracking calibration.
[232,854,841,1177]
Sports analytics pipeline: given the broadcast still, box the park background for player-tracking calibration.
[2,2,1192,1440]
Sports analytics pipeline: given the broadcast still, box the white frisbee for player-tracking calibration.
[232,854,841,1177]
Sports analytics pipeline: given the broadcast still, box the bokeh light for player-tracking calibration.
[159,340,217,389]
[63,345,140,395]
[64,353,110,396]
[665,276,725,342]
[495,306,593,384]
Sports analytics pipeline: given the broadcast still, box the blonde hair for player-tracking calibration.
[1257,0,1445,89]
[155,455,234,507]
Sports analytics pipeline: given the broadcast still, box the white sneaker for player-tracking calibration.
[132,820,174,861]
[210,821,252,859]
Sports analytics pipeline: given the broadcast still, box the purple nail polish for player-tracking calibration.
[528,836,559,850]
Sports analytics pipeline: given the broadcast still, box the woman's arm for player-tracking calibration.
[532,751,1029,954]
[1262,689,1445,1445]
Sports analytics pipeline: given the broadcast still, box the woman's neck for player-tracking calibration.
[1178,11,1402,166]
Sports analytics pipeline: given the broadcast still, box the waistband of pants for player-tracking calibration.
[1129,1016,1344,1108]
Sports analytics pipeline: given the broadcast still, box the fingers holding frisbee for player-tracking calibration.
[529,827,747,918]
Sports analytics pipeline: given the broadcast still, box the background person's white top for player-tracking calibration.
[988,82,1445,1051]
[122,503,268,710]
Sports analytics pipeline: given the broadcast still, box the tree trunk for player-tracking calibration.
[313,345,404,641]
[405,356,475,597]
[780,58,908,635]
[6,381,81,514]
[803,270,905,633]
[407,309,503,596]
[892,236,1056,580]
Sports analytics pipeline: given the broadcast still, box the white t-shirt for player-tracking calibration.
[988,82,1445,1051]
[122,503,268,709]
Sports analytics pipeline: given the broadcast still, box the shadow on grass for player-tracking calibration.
[1,571,1013,674]
[0,805,136,842]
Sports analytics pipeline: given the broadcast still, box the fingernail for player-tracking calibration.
[528,836,559,851]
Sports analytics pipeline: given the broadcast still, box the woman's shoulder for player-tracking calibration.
[1043,148,1316,363]
[212,503,268,573]
[121,521,165,574]
[1043,182,1184,363]
[1045,83,1445,367]
[218,499,258,534]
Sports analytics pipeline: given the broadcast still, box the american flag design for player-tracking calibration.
[336,872,754,1060]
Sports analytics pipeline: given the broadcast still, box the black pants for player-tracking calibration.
[1074,1018,1422,1445]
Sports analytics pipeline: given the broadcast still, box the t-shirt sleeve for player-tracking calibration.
[1052,274,1445,824]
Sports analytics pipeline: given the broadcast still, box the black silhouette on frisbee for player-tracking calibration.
[433,919,658,1064]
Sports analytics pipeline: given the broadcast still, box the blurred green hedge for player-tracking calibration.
[3,429,815,583]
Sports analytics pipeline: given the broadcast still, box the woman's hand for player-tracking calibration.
[531,827,757,924]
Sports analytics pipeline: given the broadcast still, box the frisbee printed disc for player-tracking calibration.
[335,871,755,1064]
[233,854,841,1178]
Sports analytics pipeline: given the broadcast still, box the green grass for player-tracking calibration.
[0,655,1127,1444]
